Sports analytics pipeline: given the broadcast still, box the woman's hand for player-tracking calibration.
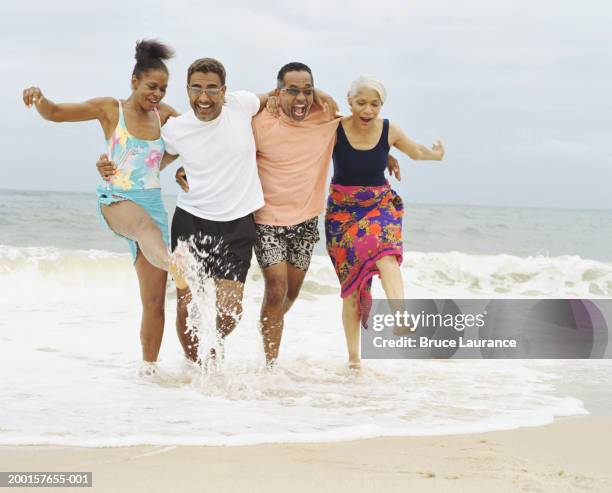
[431,139,445,160]
[387,155,401,181]
[22,86,44,108]
[314,89,339,115]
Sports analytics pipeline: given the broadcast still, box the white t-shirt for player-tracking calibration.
[162,91,264,221]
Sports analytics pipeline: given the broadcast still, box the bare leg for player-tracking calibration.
[342,291,361,369]
[338,258,402,368]
[260,262,308,365]
[101,201,187,288]
[375,255,408,334]
[215,279,245,338]
[375,255,404,300]
[260,263,288,365]
[175,279,245,364]
[283,263,308,314]
[134,250,167,362]
[176,286,197,362]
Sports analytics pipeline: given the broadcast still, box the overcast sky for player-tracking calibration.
[4,0,611,209]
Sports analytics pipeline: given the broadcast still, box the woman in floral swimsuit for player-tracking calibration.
[22,40,186,374]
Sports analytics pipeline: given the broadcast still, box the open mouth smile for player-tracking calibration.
[293,104,306,117]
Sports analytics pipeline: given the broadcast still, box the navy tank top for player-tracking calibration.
[332,119,390,186]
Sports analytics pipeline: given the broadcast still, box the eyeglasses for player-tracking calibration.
[281,87,314,97]
[188,85,223,96]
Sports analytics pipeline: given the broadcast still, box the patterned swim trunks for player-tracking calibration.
[254,217,320,271]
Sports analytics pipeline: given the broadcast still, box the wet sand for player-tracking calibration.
[2,416,611,492]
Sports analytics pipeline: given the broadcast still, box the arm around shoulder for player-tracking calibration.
[255,90,276,114]
[158,109,179,168]
[158,102,180,125]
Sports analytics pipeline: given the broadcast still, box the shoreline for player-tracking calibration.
[2,415,610,492]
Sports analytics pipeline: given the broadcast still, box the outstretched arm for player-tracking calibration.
[22,86,112,125]
[389,121,445,161]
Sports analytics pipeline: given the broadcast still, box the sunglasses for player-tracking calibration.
[188,85,223,96]
[281,87,314,97]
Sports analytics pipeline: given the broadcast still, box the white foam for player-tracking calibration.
[2,245,611,299]
[1,245,609,447]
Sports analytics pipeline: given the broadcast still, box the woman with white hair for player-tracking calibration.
[325,75,445,369]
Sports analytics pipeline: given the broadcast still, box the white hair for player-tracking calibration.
[348,75,387,104]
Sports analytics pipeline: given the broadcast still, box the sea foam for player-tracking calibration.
[1,244,610,446]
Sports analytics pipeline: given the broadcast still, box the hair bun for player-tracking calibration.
[135,39,174,64]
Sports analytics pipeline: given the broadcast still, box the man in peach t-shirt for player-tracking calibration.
[173,62,397,366]
[252,62,340,365]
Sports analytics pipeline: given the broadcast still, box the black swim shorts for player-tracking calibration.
[171,207,256,283]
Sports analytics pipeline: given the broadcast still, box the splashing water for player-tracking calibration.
[1,245,610,446]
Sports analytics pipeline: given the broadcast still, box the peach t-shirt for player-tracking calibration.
[252,106,340,226]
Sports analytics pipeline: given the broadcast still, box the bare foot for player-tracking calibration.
[138,361,159,380]
[169,246,190,289]
[348,360,362,370]
[169,261,188,290]
[202,343,225,374]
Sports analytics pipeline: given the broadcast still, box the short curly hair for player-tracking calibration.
[276,62,313,89]
[187,58,226,85]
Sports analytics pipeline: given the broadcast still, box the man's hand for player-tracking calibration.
[265,96,280,116]
[96,154,117,181]
[387,154,401,181]
[175,166,189,192]
[314,89,339,115]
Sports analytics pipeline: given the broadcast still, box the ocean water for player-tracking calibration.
[2,190,612,261]
[1,190,612,447]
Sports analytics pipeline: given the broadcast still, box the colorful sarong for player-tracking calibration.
[325,182,404,327]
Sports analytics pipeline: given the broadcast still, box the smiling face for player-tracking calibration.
[348,88,382,129]
[187,71,226,122]
[277,70,314,122]
[131,69,168,111]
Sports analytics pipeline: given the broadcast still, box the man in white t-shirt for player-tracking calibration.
[161,58,270,365]
[97,58,271,366]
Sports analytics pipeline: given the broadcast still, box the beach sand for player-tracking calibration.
[2,416,610,492]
